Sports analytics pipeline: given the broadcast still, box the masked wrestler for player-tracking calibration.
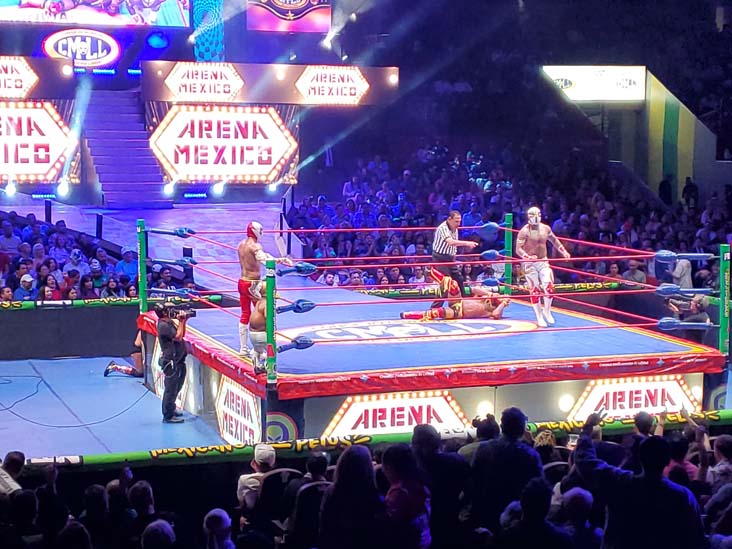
[401,283,510,321]
[238,221,292,357]
[248,282,268,374]
[515,206,570,327]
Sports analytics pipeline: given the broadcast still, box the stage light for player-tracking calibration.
[349,12,357,22]
[558,393,576,413]
[162,181,176,196]
[388,73,399,86]
[267,182,279,193]
[341,53,349,61]
[56,179,70,198]
[4,181,16,197]
[475,400,494,417]
[289,51,297,61]
[321,31,335,50]
[275,67,286,81]
[691,385,703,400]
[211,181,226,196]
[61,64,73,77]
[147,31,169,49]
[187,34,196,45]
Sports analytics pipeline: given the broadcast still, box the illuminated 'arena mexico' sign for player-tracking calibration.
[149,105,298,182]
[0,102,78,181]
[0,57,39,99]
[164,62,244,103]
[295,65,370,105]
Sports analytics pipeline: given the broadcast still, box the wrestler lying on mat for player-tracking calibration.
[401,279,510,321]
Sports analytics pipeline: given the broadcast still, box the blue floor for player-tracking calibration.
[0,357,223,459]
[190,275,706,377]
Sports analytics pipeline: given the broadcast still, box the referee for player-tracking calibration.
[430,210,478,308]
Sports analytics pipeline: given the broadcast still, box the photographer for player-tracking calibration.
[154,302,189,424]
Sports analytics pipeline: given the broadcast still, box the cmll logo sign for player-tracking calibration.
[42,29,121,68]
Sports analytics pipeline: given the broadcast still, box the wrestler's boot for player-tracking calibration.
[429,267,460,297]
[542,297,555,326]
[531,303,547,328]
[542,282,556,325]
[104,361,143,377]
[253,349,267,375]
[238,323,252,357]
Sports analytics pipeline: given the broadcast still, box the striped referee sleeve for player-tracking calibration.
[432,223,457,256]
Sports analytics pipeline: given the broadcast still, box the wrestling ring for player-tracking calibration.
[133,214,729,441]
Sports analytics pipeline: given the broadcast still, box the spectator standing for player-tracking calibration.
[576,413,706,549]
[493,478,573,549]
[472,407,544,531]
[459,414,500,464]
[382,443,431,549]
[411,424,469,549]
[319,445,385,549]
[429,210,478,308]
[708,434,732,493]
[682,177,700,209]
[560,487,602,549]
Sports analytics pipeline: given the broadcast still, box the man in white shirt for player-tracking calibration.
[237,444,277,512]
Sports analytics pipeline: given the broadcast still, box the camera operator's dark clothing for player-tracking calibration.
[157,319,187,420]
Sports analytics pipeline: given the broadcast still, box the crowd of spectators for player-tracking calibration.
[0,212,192,303]
[289,139,725,296]
[0,212,139,303]
[6,405,732,548]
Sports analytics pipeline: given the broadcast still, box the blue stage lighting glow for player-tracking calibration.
[127,69,143,76]
[91,69,116,75]
[183,192,208,199]
[147,32,170,49]
[74,68,87,74]
[32,193,57,200]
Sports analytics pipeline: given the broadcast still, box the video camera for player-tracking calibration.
[155,302,197,320]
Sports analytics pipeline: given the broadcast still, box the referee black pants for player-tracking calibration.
[430,252,466,308]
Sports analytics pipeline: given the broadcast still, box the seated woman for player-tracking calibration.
[101,277,125,298]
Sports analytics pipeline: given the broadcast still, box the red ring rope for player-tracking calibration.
[275,320,659,344]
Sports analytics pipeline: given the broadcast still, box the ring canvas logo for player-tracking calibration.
[42,29,121,68]
[278,319,537,345]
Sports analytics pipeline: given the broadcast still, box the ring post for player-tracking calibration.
[721,244,731,409]
[265,259,277,387]
[137,219,149,314]
[503,213,513,294]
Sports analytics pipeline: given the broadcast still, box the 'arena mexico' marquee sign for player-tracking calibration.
[0,102,78,182]
[322,391,470,438]
[566,375,701,422]
[295,65,371,106]
[164,62,244,103]
[215,376,262,445]
[149,105,298,182]
[0,57,39,99]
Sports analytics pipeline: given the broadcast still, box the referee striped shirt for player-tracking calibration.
[432,221,458,257]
